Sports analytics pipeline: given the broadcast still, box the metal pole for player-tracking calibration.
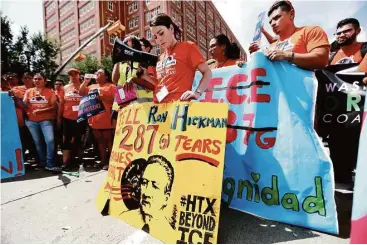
[52,21,114,78]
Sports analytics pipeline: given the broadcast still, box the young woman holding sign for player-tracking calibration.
[57,68,86,171]
[23,73,60,172]
[80,69,116,170]
[139,13,212,103]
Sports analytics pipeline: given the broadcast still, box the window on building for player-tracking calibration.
[145,29,152,40]
[172,0,181,9]
[145,0,151,4]
[200,36,207,48]
[108,1,114,11]
[198,1,205,10]
[198,8,204,21]
[186,0,195,9]
[186,9,195,22]
[61,29,76,45]
[207,9,214,20]
[199,23,206,34]
[171,10,176,20]
[47,27,57,38]
[200,47,207,58]
[46,1,56,16]
[60,2,74,17]
[128,2,138,13]
[79,16,95,32]
[79,1,95,17]
[60,14,75,30]
[145,6,160,23]
[215,19,220,28]
[46,14,57,27]
[187,23,196,38]
[176,15,182,29]
[109,35,115,45]
[128,17,139,30]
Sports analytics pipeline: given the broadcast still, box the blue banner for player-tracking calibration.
[351,99,367,243]
[193,52,338,234]
[77,90,105,123]
[1,92,25,179]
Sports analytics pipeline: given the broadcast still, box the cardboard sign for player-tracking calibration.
[96,102,228,243]
[1,92,24,179]
[77,90,105,123]
[192,52,338,234]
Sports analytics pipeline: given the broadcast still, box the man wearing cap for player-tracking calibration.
[57,68,86,170]
[249,0,330,70]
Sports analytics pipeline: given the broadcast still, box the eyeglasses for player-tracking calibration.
[334,28,353,36]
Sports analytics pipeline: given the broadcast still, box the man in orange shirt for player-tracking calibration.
[249,0,330,70]
[329,18,366,65]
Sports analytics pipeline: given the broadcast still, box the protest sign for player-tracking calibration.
[193,52,338,234]
[1,93,24,179]
[350,98,367,244]
[315,64,365,183]
[96,102,228,243]
[252,11,266,42]
[77,90,105,123]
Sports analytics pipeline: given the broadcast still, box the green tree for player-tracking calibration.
[100,55,113,74]
[69,54,99,74]
[1,12,14,74]
[29,32,60,79]
[69,54,114,75]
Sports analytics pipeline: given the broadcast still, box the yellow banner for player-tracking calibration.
[96,102,228,244]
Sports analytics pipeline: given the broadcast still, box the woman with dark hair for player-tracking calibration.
[208,34,242,69]
[23,73,60,171]
[80,69,116,170]
[139,13,212,103]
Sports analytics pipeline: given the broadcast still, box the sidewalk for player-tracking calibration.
[1,168,349,244]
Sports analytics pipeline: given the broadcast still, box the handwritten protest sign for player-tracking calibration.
[1,93,24,179]
[252,11,266,42]
[96,102,228,243]
[193,52,338,234]
[350,98,367,244]
[77,90,105,123]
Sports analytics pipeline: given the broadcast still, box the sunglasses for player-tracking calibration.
[334,28,353,36]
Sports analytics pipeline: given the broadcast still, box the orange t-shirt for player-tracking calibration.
[154,41,206,103]
[12,85,27,127]
[330,42,363,65]
[87,83,116,129]
[270,26,330,54]
[24,88,56,122]
[209,59,238,69]
[62,84,83,120]
[358,54,367,72]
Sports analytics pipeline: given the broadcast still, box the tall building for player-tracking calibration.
[43,0,246,67]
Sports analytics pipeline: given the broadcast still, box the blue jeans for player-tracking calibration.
[25,120,55,168]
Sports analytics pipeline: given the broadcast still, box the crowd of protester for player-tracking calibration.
[2,1,366,186]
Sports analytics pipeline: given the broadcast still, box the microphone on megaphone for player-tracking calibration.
[111,37,159,68]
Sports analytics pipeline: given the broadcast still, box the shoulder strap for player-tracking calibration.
[360,42,367,58]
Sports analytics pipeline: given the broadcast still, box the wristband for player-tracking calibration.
[289,52,295,62]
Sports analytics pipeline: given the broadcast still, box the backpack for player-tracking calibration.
[328,42,367,65]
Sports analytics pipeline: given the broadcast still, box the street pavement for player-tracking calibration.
[1,166,351,244]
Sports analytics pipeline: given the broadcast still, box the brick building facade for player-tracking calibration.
[43,0,246,66]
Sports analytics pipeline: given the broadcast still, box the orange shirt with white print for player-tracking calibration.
[12,85,27,127]
[62,84,83,120]
[270,26,330,54]
[358,54,367,72]
[154,41,206,103]
[24,88,56,122]
[87,83,116,129]
[330,42,363,65]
